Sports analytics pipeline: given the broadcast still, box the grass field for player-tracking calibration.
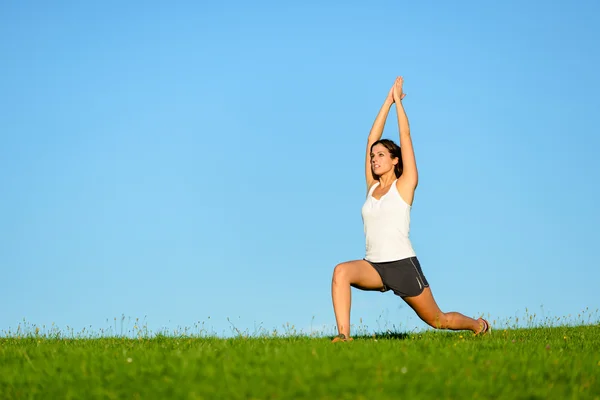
[1,317,599,399]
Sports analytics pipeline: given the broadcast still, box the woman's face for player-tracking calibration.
[371,143,397,176]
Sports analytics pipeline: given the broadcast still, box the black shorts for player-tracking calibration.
[361,256,429,298]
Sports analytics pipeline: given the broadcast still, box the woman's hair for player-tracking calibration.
[371,139,403,180]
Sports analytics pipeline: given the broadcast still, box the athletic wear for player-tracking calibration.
[361,180,416,262]
[362,257,429,297]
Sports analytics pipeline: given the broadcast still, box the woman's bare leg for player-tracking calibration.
[331,260,384,339]
[402,287,487,334]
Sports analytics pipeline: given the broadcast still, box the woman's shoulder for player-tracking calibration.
[394,177,415,206]
[367,180,380,195]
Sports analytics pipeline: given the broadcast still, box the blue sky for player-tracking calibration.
[1,0,599,337]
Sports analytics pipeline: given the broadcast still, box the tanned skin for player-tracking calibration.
[331,77,488,342]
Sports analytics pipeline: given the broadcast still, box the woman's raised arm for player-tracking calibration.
[365,86,395,191]
[393,76,418,191]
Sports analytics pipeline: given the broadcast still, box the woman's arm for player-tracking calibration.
[365,87,395,190]
[393,77,418,191]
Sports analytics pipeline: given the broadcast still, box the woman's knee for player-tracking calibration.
[332,262,351,284]
[423,312,448,329]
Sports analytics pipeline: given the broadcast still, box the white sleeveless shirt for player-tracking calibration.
[361,179,416,262]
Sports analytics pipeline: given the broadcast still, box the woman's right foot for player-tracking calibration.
[475,318,491,336]
[331,333,354,343]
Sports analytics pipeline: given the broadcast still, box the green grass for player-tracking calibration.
[1,321,599,399]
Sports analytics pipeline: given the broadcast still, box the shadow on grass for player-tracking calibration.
[331,331,410,341]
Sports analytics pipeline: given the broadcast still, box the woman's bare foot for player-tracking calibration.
[475,318,491,336]
[331,334,354,343]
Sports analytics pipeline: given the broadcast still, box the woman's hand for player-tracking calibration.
[386,85,395,104]
[393,76,407,101]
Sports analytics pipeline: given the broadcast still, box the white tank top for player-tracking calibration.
[361,179,416,262]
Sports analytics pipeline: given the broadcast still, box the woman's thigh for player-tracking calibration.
[333,259,385,291]
[402,287,444,327]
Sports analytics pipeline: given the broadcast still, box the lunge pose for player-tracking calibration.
[331,77,490,342]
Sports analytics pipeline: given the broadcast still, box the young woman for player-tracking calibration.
[331,76,490,342]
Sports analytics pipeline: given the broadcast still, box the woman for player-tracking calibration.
[331,76,490,342]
